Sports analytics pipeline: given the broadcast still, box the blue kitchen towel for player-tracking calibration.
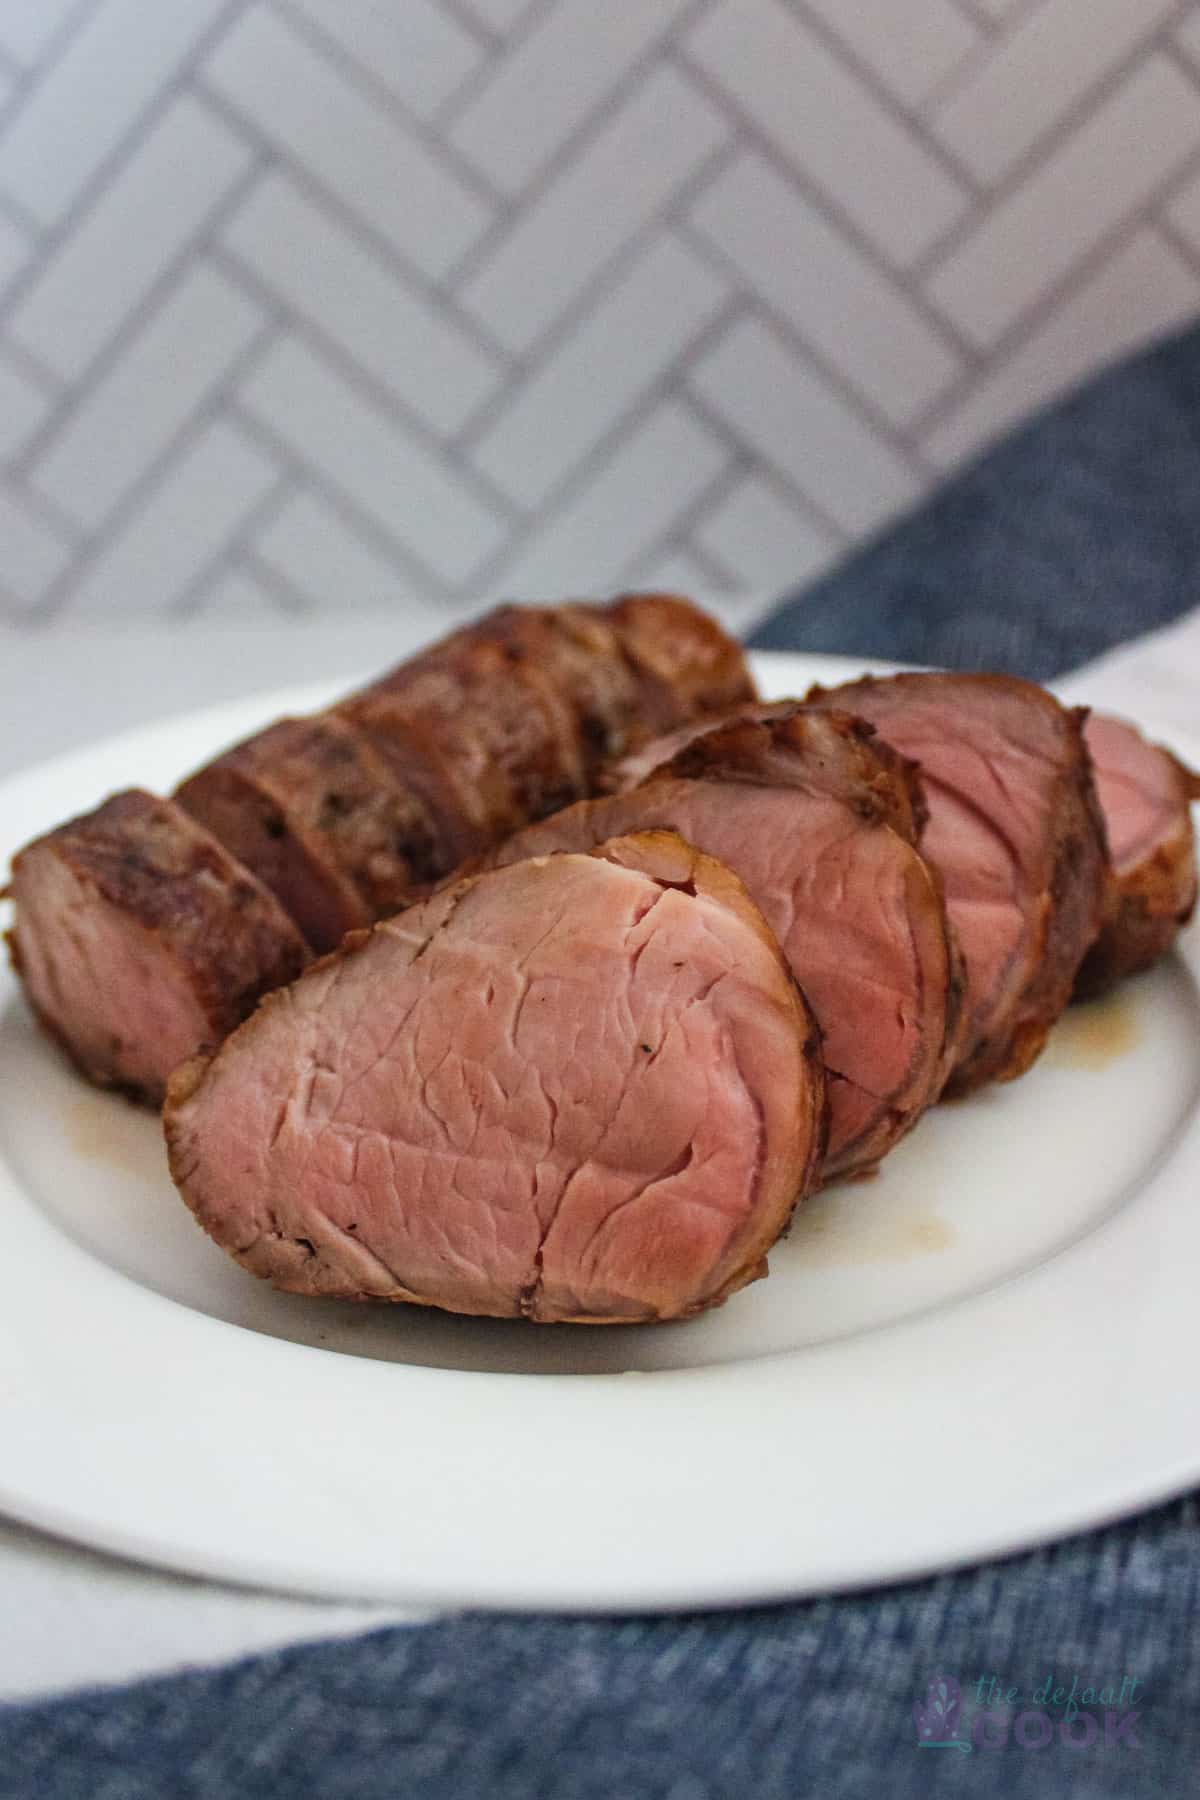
[4,322,1200,1799]
[751,320,1200,677]
[0,1496,1196,1800]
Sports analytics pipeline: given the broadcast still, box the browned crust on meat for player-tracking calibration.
[600,592,757,733]
[535,605,647,767]
[653,705,929,844]
[8,790,310,1105]
[1075,746,1198,997]
[13,594,756,1100]
[412,609,591,800]
[606,700,932,841]
[335,688,488,877]
[176,715,433,953]
[363,632,588,839]
[333,595,753,882]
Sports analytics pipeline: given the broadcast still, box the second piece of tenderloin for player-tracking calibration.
[489,708,961,1182]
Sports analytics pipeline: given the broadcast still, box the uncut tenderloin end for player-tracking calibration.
[6,789,309,1106]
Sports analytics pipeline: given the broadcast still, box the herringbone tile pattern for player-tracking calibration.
[0,0,1197,632]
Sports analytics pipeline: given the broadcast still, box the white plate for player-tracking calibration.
[0,651,1198,1611]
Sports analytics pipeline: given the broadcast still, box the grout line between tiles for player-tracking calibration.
[672,46,986,367]
[25,310,282,623]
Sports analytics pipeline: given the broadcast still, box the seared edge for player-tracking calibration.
[650,705,929,843]
[600,591,757,733]
[7,789,310,1105]
[176,714,427,953]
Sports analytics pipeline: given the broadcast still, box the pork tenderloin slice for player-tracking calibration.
[175,715,431,953]
[364,631,588,839]
[808,673,1106,1093]
[1075,713,1199,996]
[6,789,309,1105]
[473,603,649,777]
[605,702,929,841]
[536,604,648,767]
[164,831,824,1324]
[491,714,957,1180]
[601,591,757,733]
[336,689,487,878]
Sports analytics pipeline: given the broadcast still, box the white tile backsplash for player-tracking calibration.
[0,0,88,68]
[0,354,50,461]
[255,488,444,616]
[931,0,1175,186]
[687,0,969,267]
[239,335,507,584]
[283,0,483,121]
[0,491,72,612]
[8,95,252,381]
[67,418,280,615]
[690,152,962,427]
[459,65,728,356]
[0,0,1198,628]
[695,473,840,593]
[205,6,488,277]
[222,172,501,435]
[495,400,727,595]
[449,0,694,196]
[469,235,730,508]
[454,0,533,33]
[928,57,1200,348]
[1178,7,1200,73]
[29,261,265,529]
[0,212,31,302]
[691,317,923,535]
[188,564,287,619]
[922,230,1200,469]
[801,0,980,109]
[0,0,229,225]
[1166,159,1200,250]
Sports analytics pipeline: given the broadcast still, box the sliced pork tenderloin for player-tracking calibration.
[463,604,644,776]
[6,790,309,1105]
[489,710,960,1181]
[165,831,825,1324]
[7,594,756,1100]
[359,629,589,841]
[1075,713,1199,996]
[808,673,1107,1093]
[602,699,929,840]
[601,591,757,732]
[175,715,438,954]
